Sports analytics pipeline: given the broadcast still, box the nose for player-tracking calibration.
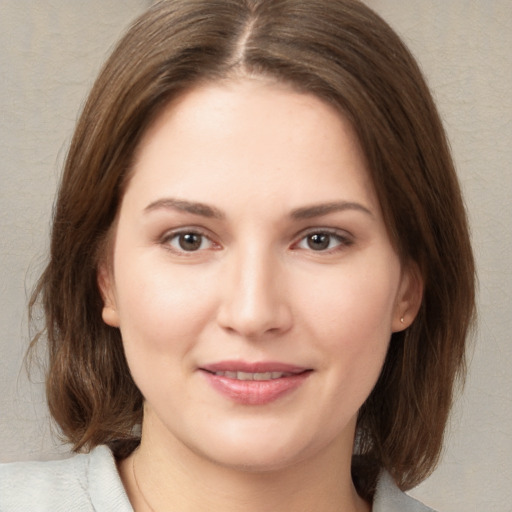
[216,245,293,339]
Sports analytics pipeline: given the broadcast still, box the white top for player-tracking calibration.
[0,445,436,511]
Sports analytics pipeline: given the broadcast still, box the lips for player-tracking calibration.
[199,361,312,405]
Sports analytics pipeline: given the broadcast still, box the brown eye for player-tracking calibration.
[295,230,352,253]
[178,233,203,251]
[306,233,331,251]
[165,231,214,253]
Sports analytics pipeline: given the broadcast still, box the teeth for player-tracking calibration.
[253,372,272,381]
[239,371,255,380]
[214,371,289,380]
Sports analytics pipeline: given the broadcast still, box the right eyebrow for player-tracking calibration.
[143,198,225,219]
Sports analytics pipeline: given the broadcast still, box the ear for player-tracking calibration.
[392,262,423,332]
[97,263,120,328]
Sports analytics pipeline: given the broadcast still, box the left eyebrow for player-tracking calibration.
[290,201,374,220]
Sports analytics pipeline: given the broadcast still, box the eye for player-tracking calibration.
[295,231,352,252]
[163,230,216,252]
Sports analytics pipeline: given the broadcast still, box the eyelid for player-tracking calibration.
[157,225,353,255]
[159,226,221,254]
[291,227,354,252]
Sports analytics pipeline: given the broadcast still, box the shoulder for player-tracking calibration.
[373,471,438,512]
[0,445,132,512]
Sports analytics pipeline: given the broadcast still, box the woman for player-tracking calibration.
[0,0,475,510]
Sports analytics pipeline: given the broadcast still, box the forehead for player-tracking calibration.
[124,77,377,215]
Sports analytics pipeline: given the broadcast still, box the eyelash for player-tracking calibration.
[159,228,353,255]
[160,228,219,254]
[293,229,354,253]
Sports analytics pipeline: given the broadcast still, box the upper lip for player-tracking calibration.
[200,360,310,374]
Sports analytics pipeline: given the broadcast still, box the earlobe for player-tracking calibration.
[101,305,120,328]
[97,264,120,328]
[392,263,423,332]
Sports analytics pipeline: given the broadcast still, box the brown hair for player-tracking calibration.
[30,0,475,499]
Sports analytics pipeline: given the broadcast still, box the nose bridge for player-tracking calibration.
[218,239,290,337]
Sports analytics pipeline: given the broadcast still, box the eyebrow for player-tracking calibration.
[290,201,373,219]
[144,198,225,219]
[144,198,372,221]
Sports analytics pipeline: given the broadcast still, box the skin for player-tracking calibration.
[99,77,421,512]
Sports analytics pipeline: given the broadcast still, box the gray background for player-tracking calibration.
[1,2,511,511]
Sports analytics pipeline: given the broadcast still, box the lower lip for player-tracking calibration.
[201,371,311,405]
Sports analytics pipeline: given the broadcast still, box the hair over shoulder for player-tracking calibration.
[29,0,475,500]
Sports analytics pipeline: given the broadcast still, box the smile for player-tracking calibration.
[210,371,295,381]
[200,361,312,405]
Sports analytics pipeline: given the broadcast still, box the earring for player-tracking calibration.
[400,317,404,324]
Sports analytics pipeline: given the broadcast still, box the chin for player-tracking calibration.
[197,442,308,474]
[179,419,341,475]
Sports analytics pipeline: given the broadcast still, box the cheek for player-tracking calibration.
[297,256,401,393]
[113,252,218,354]
[303,266,399,343]
[112,258,218,404]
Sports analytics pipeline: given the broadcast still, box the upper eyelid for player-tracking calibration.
[293,226,353,240]
[159,234,221,260]
[160,226,213,240]
[157,226,353,247]
[291,227,354,249]
[159,227,220,249]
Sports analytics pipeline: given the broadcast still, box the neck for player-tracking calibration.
[119,414,369,512]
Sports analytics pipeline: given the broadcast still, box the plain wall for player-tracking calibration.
[1,2,510,511]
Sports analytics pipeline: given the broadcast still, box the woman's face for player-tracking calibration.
[100,78,419,471]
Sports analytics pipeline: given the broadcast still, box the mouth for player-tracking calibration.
[206,370,298,381]
[199,361,312,405]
